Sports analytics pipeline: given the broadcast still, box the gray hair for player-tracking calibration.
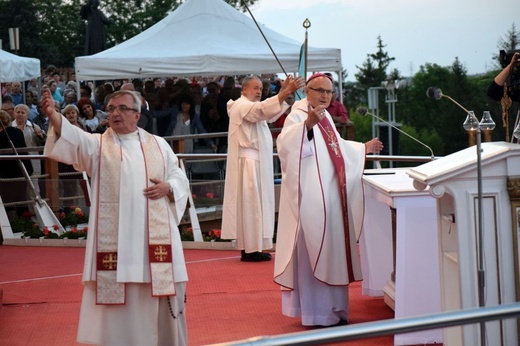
[107,90,142,110]
[241,75,261,89]
[14,104,30,115]
[62,104,80,115]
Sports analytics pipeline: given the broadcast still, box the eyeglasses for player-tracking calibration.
[106,105,139,115]
[308,87,333,96]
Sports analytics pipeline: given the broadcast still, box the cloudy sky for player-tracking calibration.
[248,0,519,81]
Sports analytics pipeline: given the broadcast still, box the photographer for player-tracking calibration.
[487,51,520,101]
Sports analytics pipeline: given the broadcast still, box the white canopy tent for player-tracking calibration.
[0,49,40,107]
[74,0,342,81]
[0,49,40,82]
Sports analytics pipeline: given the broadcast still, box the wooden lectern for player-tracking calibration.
[408,141,520,346]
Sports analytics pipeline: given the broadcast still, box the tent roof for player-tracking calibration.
[75,0,341,81]
[0,49,40,82]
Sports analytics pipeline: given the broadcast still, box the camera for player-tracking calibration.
[499,49,520,102]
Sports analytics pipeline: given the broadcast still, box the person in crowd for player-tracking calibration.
[80,84,93,100]
[153,77,162,93]
[189,83,203,115]
[59,104,88,206]
[143,79,158,110]
[52,72,65,96]
[61,90,78,112]
[77,97,108,133]
[48,80,64,104]
[200,81,221,130]
[25,78,40,97]
[25,90,39,121]
[221,75,305,262]
[271,92,295,139]
[12,104,46,149]
[103,82,114,102]
[119,83,154,133]
[136,92,154,134]
[41,88,190,346]
[154,87,178,137]
[45,65,57,81]
[1,82,12,97]
[326,86,349,124]
[8,81,23,105]
[11,104,46,199]
[32,102,50,134]
[64,81,78,96]
[261,79,273,101]
[0,110,33,217]
[112,79,122,91]
[271,92,295,174]
[63,104,86,131]
[2,98,15,120]
[273,73,383,327]
[93,85,107,111]
[167,94,217,153]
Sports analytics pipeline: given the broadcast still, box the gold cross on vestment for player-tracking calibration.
[102,253,117,270]
[154,246,169,262]
[319,123,340,156]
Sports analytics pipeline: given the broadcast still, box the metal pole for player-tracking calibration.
[476,127,486,345]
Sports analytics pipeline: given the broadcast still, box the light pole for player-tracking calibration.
[9,27,19,55]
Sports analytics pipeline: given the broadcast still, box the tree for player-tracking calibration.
[348,36,397,111]
[497,23,519,53]
[354,36,395,88]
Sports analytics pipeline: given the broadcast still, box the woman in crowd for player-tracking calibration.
[11,104,45,202]
[59,104,88,206]
[167,95,217,153]
[0,110,33,216]
[77,97,108,133]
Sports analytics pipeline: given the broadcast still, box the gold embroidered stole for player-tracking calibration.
[96,128,175,305]
[317,117,355,282]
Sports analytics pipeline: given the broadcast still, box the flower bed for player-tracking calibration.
[9,206,89,239]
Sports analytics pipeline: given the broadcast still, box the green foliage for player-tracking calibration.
[354,36,395,89]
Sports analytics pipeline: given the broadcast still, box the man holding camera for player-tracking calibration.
[487,51,520,101]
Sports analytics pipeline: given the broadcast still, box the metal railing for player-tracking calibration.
[213,303,520,346]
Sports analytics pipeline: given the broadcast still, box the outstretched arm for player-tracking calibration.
[41,88,63,137]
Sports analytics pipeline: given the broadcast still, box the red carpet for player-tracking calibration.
[0,246,394,345]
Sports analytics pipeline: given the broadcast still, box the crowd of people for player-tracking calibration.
[1,67,384,346]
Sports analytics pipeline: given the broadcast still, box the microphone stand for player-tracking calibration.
[427,88,486,346]
[357,108,435,160]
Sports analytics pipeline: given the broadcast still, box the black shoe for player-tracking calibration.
[241,251,271,262]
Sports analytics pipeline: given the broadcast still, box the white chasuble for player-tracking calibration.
[274,98,366,289]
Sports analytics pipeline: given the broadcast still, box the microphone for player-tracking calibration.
[426,87,471,115]
[357,107,435,159]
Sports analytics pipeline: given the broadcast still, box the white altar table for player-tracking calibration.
[360,168,443,345]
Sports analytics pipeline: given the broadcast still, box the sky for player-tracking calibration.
[247,0,519,82]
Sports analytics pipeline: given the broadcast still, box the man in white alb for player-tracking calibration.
[42,88,190,345]
[221,75,305,261]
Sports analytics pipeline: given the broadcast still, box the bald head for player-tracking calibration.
[120,83,135,91]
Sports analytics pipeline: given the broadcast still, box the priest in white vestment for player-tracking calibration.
[41,89,190,345]
[274,73,383,326]
[221,75,304,262]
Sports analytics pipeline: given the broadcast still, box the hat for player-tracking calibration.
[306,73,333,85]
